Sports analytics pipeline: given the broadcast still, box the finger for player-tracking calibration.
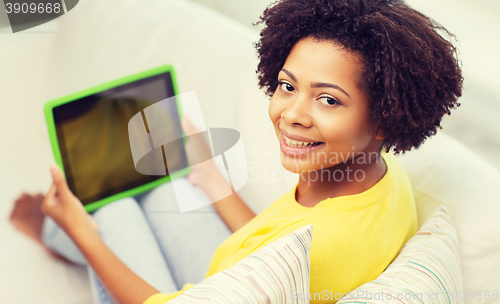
[45,183,56,200]
[41,183,57,214]
[50,165,72,199]
[181,114,192,136]
[181,114,200,136]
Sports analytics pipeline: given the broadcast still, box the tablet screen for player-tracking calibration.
[53,72,187,206]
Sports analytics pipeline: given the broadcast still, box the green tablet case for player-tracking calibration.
[44,64,190,212]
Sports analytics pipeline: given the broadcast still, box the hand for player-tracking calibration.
[41,165,99,240]
[181,115,221,190]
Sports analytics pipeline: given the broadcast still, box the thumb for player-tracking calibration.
[50,165,72,199]
[42,183,57,211]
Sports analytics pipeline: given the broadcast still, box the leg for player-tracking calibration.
[41,215,87,265]
[91,197,178,294]
[42,197,179,303]
[136,177,233,288]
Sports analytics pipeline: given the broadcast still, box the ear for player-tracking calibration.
[372,127,387,141]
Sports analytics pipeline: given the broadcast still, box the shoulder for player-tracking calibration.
[381,151,413,197]
[379,151,419,241]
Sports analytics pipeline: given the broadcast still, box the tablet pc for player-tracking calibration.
[44,65,190,212]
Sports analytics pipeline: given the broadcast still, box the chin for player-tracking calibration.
[280,159,318,175]
[281,163,300,174]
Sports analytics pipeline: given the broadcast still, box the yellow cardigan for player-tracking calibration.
[145,152,418,303]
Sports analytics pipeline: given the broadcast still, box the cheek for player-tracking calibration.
[268,96,282,125]
[318,111,370,145]
[342,111,375,148]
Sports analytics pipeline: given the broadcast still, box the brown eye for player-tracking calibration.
[279,81,294,92]
[318,95,340,106]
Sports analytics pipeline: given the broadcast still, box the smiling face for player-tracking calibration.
[269,36,384,174]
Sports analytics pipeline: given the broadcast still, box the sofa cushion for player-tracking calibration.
[397,132,500,303]
[337,205,464,304]
[166,224,313,303]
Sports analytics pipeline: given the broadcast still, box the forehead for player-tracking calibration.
[281,37,364,83]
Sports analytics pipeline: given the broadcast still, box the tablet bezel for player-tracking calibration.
[44,64,190,213]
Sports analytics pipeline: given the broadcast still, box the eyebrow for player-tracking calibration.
[280,68,351,99]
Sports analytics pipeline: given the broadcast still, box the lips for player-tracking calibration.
[282,134,322,148]
[279,133,325,156]
[279,128,320,143]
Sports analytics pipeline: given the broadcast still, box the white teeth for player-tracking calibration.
[283,135,319,148]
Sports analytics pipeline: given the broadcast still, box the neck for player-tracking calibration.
[295,151,387,207]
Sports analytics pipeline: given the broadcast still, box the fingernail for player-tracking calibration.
[50,165,58,175]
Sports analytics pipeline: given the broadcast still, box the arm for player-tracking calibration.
[42,166,159,304]
[73,229,159,304]
[181,116,256,233]
[43,117,255,303]
[197,169,256,233]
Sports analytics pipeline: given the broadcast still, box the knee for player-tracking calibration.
[139,180,180,212]
[92,197,142,224]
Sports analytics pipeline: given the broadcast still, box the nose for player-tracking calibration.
[281,94,313,128]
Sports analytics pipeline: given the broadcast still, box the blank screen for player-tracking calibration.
[53,72,187,205]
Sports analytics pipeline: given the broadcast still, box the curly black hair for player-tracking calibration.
[254,0,463,154]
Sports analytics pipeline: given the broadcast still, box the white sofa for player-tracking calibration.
[1,0,499,303]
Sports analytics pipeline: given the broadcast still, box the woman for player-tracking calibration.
[10,0,462,303]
